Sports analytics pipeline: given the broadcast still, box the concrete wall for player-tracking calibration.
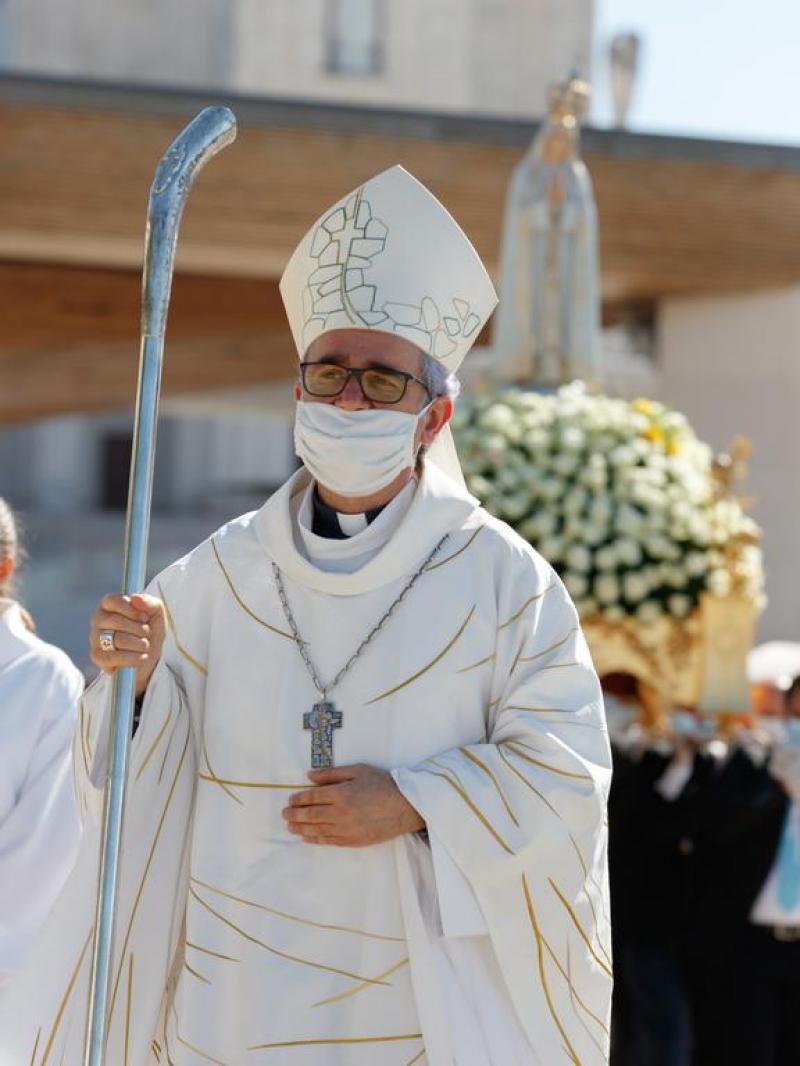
[0,0,594,116]
[658,285,800,642]
[233,0,594,115]
[0,0,233,86]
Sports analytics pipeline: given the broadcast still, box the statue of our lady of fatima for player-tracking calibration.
[495,75,600,389]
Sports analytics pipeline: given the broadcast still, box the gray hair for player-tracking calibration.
[0,498,19,598]
[420,353,461,402]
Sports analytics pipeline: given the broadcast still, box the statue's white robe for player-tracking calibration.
[0,463,612,1065]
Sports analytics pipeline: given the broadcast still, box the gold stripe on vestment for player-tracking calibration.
[404,1050,427,1066]
[185,940,239,963]
[28,1028,41,1066]
[124,954,134,1066]
[421,762,513,854]
[108,715,192,1025]
[247,1032,423,1051]
[529,661,581,674]
[78,698,91,779]
[157,711,182,785]
[548,878,613,979]
[498,746,602,931]
[211,537,292,640]
[39,927,93,1066]
[458,747,520,826]
[183,961,211,985]
[201,738,244,806]
[521,875,582,1066]
[425,525,484,571]
[197,774,310,790]
[158,581,208,676]
[135,705,173,782]
[312,957,409,1008]
[504,742,592,783]
[456,652,496,675]
[172,1005,225,1064]
[498,583,555,631]
[516,627,578,664]
[366,604,475,704]
[498,744,560,817]
[545,934,609,1038]
[189,886,391,987]
[192,876,405,943]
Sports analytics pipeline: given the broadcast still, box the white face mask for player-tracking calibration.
[293,400,432,497]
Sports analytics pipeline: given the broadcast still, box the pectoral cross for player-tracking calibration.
[303,701,343,769]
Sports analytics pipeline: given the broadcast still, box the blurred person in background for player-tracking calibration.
[0,498,84,994]
[688,678,800,1066]
[606,677,716,1066]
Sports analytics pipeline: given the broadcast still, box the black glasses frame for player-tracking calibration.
[299,361,432,404]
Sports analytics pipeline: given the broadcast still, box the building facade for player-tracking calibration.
[0,0,594,115]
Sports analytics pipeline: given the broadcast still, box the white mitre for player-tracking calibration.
[279,165,498,484]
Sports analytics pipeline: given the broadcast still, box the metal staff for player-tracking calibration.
[83,106,237,1066]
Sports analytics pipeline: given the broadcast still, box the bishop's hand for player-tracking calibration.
[89,592,166,697]
[283,764,425,847]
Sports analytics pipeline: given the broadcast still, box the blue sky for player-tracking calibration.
[592,0,800,145]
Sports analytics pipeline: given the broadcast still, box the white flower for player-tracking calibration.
[594,574,621,605]
[563,487,588,516]
[566,544,592,572]
[603,605,625,622]
[564,572,589,598]
[668,594,692,618]
[615,537,643,567]
[539,535,566,562]
[636,600,663,623]
[662,564,689,588]
[684,551,709,578]
[594,545,617,571]
[707,568,732,597]
[560,426,586,451]
[478,404,515,431]
[609,445,636,468]
[623,573,650,604]
[500,492,531,521]
[539,478,564,502]
[552,452,580,478]
[584,521,609,546]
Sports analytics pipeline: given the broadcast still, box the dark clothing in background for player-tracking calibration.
[688,747,799,1066]
[609,745,713,1066]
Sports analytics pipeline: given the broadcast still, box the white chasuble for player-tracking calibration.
[0,462,612,1065]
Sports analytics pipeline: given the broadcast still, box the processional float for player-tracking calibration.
[472,73,762,730]
[83,106,237,1066]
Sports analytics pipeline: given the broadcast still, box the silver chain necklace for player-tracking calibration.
[272,534,448,769]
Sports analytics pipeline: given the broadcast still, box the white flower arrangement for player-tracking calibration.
[452,382,765,622]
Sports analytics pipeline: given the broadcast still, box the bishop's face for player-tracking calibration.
[294,329,451,451]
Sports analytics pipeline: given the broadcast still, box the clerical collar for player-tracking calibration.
[311,490,386,540]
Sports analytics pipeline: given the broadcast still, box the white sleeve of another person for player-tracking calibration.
[0,646,84,989]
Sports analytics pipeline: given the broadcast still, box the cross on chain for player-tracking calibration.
[303,701,344,769]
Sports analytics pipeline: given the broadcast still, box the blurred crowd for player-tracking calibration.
[608,672,800,1066]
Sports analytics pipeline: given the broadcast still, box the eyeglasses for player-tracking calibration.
[299,361,431,405]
